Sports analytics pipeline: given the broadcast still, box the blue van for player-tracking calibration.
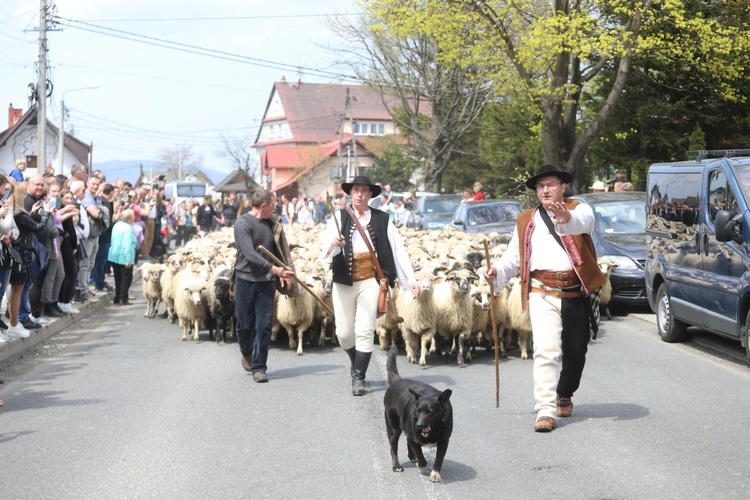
[645,150,750,360]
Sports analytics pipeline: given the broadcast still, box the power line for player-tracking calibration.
[55,16,359,83]
[75,13,354,22]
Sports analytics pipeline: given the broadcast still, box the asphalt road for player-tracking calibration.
[1,289,750,499]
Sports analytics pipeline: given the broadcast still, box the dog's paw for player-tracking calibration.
[429,470,442,483]
[392,465,404,473]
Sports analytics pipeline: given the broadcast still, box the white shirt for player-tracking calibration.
[319,209,416,290]
[492,203,595,289]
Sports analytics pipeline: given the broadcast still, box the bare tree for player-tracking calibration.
[219,134,257,198]
[328,14,493,192]
[158,144,202,182]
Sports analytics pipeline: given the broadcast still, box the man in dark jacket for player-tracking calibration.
[233,189,296,383]
[93,184,115,291]
[196,195,222,233]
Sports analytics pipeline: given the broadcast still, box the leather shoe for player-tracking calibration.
[241,355,253,372]
[534,416,556,432]
[253,372,269,383]
[556,396,573,418]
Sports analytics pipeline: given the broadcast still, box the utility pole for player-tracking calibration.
[37,0,48,172]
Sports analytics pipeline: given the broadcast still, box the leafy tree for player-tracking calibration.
[365,0,750,193]
[328,12,493,192]
[367,142,420,191]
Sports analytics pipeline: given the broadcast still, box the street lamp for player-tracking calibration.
[58,83,98,174]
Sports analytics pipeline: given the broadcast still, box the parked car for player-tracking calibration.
[411,194,463,230]
[450,199,521,234]
[571,192,648,307]
[645,150,750,361]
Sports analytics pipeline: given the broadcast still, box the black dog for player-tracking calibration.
[383,345,453,483]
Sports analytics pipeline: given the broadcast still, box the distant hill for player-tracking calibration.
[94,159,231,185]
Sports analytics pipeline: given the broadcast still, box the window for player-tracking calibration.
[374,123,385,135]
[707,169,738,225]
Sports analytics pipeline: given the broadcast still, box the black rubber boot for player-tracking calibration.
[352,350,372,397]
[344,347,356,378]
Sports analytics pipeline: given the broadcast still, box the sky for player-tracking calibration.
[0,0,362,181]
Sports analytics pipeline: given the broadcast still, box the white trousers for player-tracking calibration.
[332,280,379,353]
[528,292,563,419]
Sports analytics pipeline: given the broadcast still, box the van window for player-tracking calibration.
[707,169,739,225]
[647,173,701,233]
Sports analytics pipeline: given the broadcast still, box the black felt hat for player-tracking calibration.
[341,175,382,197]
[525,164,573,190]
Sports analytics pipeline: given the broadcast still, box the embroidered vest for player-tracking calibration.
[516,199,606,309]
[332,208,397,288]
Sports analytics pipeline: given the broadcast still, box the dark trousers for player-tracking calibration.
[93,242,110,289]
[59,240,77,303]
[234,278,275,374]
[112,263,133,303]
[557,297,592,398]
[29,265,49,317]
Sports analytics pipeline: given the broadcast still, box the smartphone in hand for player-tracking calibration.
[49,197,59,210]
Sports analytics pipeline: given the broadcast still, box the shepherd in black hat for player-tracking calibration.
[320,175,420,396]
[485,164,605,433]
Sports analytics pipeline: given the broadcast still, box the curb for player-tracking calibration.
[0,290,114,364]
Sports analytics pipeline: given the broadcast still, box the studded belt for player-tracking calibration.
[530,269,580,289]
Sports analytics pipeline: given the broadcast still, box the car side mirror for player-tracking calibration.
[714,210,743,243]
[453,220,464,226]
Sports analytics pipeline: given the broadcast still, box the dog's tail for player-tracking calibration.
[386,344,401,385]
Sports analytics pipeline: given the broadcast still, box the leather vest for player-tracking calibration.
[332,208,397,288]
[516,199,605,309]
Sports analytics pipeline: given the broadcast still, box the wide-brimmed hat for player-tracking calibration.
[341,175,381,197]
[589,180,608,191]
[525,164,574,190]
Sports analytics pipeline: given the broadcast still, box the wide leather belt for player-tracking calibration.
[352,253,375,281]
[530,269,580,289]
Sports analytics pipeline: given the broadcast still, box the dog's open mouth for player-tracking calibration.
[420,425,431,437]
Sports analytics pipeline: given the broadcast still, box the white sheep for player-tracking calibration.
[396,269,438,366]
[174,276,210,341]
[139,262,165,319]
[596,257,615,321]
[274,272,315,355]
[432,266,477,365]
[507,277,532,360]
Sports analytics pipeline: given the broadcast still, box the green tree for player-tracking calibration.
[328,12,493,192]
[367,142,421,191]
[365,0,750,193]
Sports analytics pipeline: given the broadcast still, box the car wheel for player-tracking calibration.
[744,310,750,365]
[655,283,688,342]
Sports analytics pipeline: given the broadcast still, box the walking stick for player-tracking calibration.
[325,192,342,238]
[257,245,335,317]
[483,239,500,408]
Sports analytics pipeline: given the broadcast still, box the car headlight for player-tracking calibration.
[602,255,639,270]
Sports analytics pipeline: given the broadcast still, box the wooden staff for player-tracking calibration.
[258,245,335,317]
[325,192,342,237]
[484,239,500,408]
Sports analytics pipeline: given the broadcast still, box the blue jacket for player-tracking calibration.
[108,221,136,265]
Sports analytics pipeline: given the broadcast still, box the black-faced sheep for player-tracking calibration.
[207,272,235,343]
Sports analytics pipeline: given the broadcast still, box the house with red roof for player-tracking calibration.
[254,80,405,197]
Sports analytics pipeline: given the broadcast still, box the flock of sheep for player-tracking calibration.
[137,220,614,366]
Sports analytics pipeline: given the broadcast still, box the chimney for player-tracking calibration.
[8,104,23,128]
